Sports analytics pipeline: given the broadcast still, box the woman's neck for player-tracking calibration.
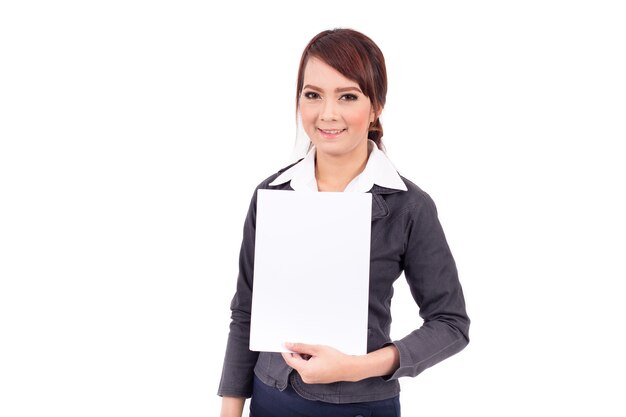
[314,142,369,192]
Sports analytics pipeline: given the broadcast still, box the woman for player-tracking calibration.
[219,28,470,417]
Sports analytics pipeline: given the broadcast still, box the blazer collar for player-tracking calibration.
[269,140,408,193]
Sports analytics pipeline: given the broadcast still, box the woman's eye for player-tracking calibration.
[340,94,358,101]
[303,91,320,99]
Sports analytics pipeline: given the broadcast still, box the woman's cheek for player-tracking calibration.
[345,107,372,133]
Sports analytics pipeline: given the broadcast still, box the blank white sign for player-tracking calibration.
[250,189,372,355]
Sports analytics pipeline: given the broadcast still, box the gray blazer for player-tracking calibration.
[218,164,470,404]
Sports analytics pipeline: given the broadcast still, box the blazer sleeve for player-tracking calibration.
[217,188,260,398]
[386,193,470,380]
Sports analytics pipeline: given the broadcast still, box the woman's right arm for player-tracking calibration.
[217,188,262,400]
[220,397,245,417]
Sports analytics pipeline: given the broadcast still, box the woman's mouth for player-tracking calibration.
[318,128,346,139]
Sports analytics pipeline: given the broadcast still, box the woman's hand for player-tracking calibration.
[281,342,400,384]
[281,342,357,384]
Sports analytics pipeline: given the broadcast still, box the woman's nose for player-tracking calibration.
[320,99,338,121]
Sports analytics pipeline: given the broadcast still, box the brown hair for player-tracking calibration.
[296,28,388,150]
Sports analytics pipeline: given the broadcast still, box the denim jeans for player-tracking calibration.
[250,375,401,417]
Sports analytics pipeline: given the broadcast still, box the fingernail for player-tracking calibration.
[284,342,293,348]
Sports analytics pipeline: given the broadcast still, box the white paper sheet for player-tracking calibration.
[250,189,372,355]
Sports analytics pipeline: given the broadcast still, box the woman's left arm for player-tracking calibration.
[384,193,470,380]
[281,343,399,384]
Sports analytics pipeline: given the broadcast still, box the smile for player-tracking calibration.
[318,128,347,138]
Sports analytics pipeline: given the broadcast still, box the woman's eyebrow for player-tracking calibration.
[336,86,363,93]
[303,84,363,94]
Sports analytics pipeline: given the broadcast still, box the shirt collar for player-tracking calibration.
[269,140,408,192]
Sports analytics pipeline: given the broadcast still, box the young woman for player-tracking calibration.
[218,28,470,417]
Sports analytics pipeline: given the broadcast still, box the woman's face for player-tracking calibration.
[299,57,377,160]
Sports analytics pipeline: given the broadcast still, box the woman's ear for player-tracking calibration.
[371,105,383,123]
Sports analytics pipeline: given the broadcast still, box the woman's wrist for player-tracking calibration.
[220,396,245,417]
[347,345,400,382]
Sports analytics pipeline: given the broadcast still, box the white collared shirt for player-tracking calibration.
[269,140,408,192]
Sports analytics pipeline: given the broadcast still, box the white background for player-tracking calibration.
[1,1,624,416]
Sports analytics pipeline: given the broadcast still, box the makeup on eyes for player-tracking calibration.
[302,91,360,101]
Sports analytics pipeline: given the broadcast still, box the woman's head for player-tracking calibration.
[296,29,388,151]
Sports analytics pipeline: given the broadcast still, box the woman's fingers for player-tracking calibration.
[284,342,319,355]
